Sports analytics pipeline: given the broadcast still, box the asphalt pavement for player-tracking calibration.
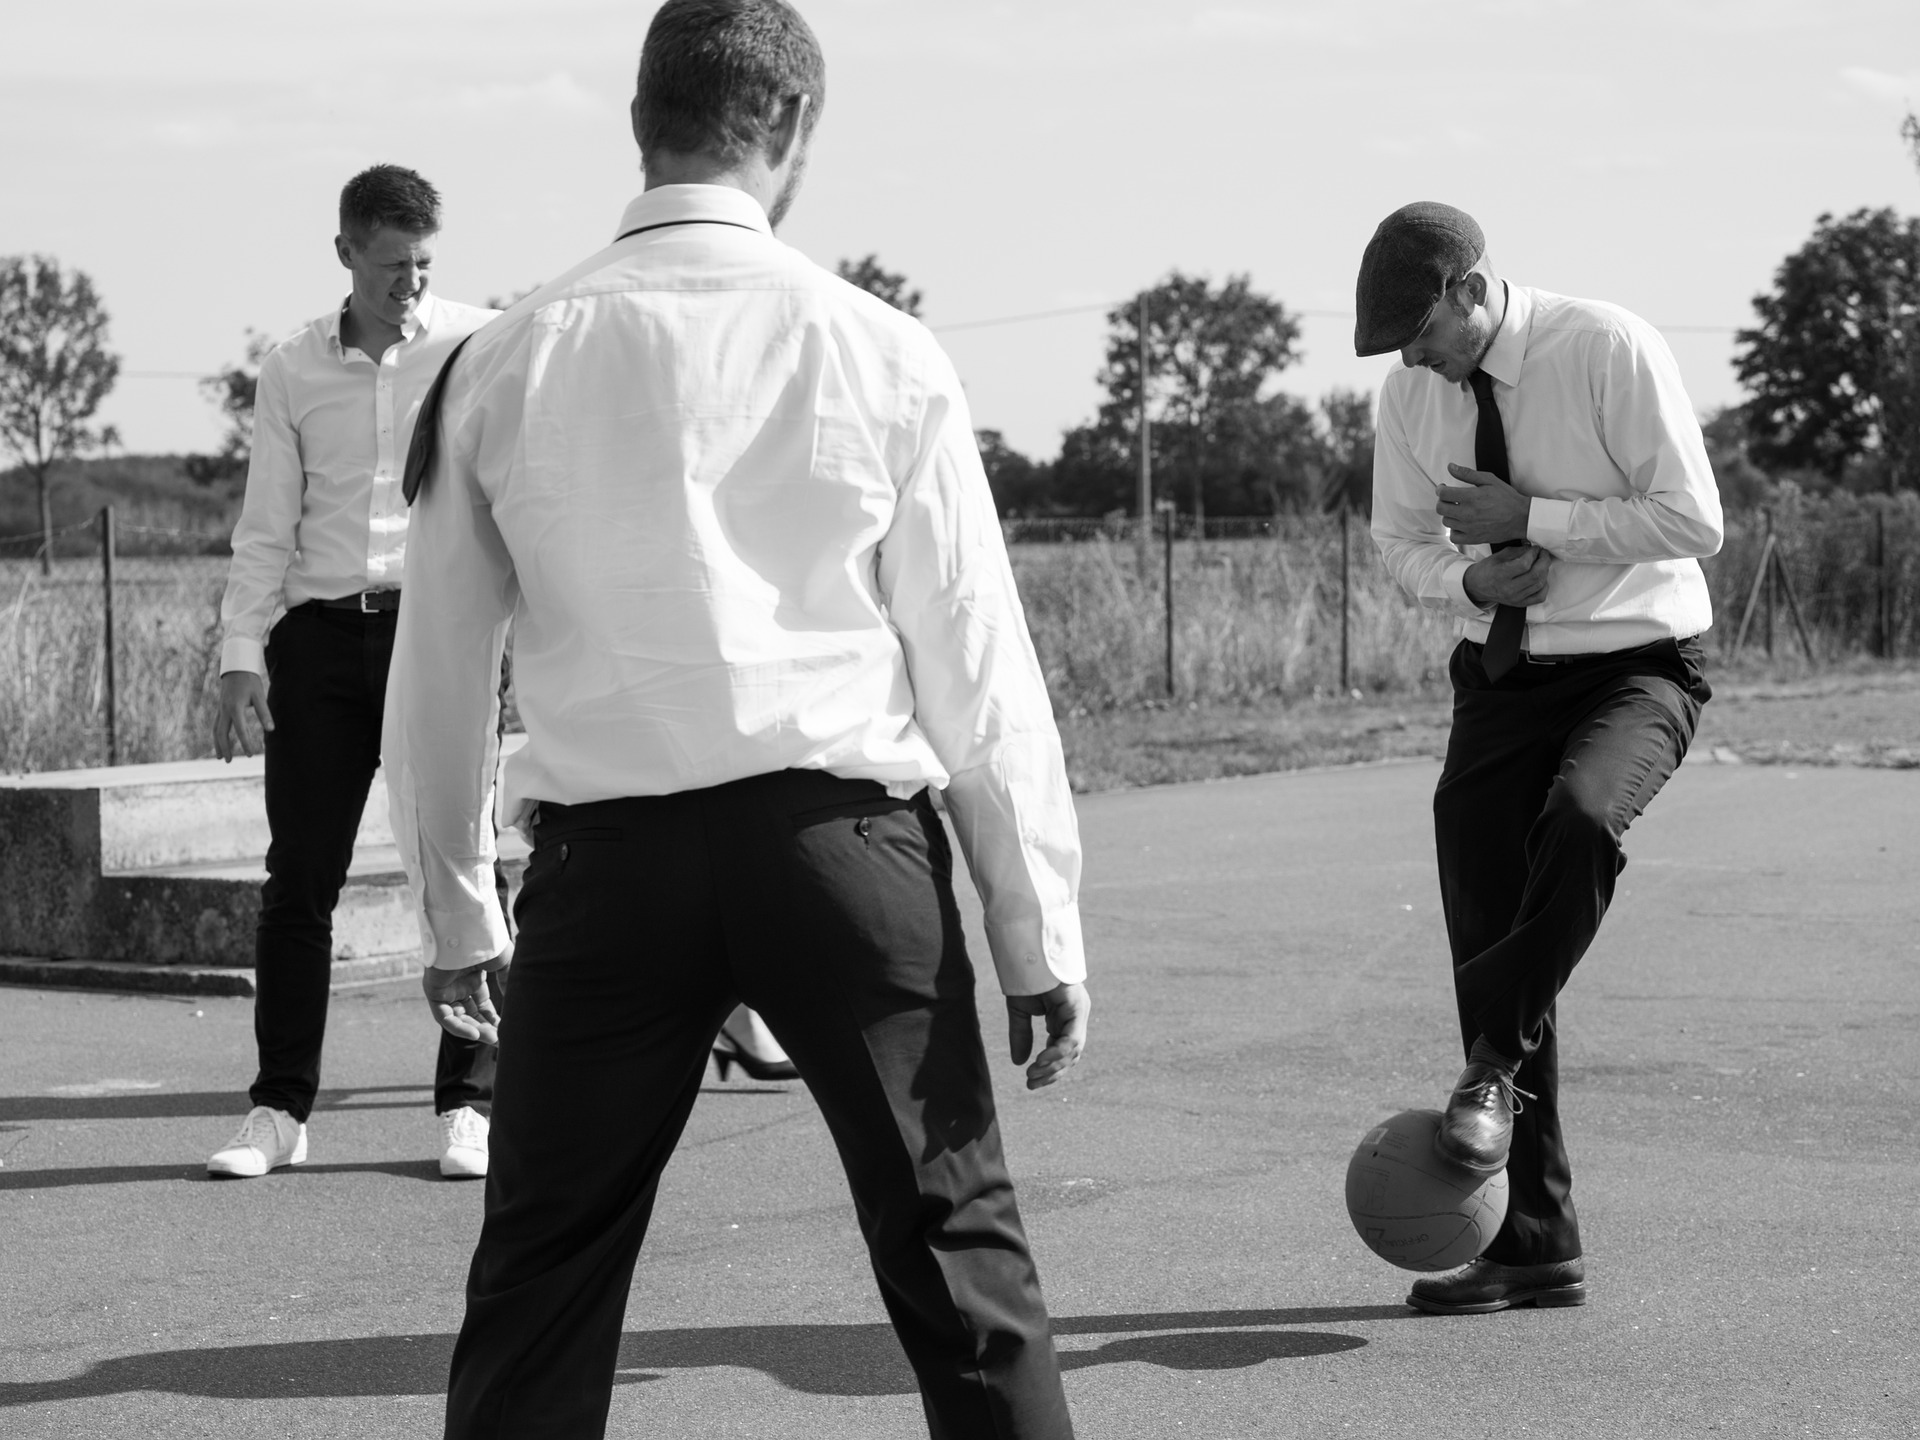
[2,758,1915,1438]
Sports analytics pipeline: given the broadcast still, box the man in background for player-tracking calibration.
[389,2,1089,1434]
[209,164,498,1180]
[1361,201,1721,1314]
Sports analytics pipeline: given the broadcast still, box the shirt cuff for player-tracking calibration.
[220,635,266,676]
[985,904,1087,995]
[422,900,511,970]
[1527,497,1574,552]
[1442,557,1489,615]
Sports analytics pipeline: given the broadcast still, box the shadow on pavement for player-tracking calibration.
[0,1308,1397,1405]
[0,1086,431,1123]
[0,1158,447,1191]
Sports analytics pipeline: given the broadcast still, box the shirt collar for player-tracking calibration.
[1476,281,1531,389]
[325,291,437,358]
[612,184,774,242]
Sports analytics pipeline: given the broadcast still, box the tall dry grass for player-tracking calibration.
[1,493,1916,775]
[1011,520,1458,711]
[0,555,225,773]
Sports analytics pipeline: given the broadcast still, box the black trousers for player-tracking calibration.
[1433,636,1709,1265]
[250,604,496,1123]
[444,769,1072,1440]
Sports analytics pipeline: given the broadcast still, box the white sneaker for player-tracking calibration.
[439,1106,489,1179]
[208,1105,307,1178]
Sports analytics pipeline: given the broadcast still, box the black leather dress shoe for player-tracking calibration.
[1435,1061,1532,1174]
[1407,1256,1587,1315]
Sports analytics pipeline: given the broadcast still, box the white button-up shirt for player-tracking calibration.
[218,291,498,675]
[1371,282,1724,655]
[384,184,1086,997]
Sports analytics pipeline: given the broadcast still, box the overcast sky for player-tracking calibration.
[4,0,1918,463]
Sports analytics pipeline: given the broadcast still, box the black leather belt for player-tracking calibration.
[1518,634,1700,666]
[309,590,400,614]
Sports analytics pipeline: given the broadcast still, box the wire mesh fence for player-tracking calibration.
[1,495,1915,775]
[0,515,227,774]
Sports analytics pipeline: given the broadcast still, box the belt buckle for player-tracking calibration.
[359,591,378,614]
[359,590,397,614]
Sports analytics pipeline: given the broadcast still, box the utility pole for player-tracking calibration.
[1136,293,1152,578]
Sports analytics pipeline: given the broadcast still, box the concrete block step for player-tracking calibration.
[91,837,530,968]
[0,951,423,998]
[0,755,392,871]
[0,736,529,969]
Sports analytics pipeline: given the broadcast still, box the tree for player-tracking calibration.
[974,429,1055,516]
[192,329,273,482]
[1734,208,1920,483]
[1698,407,1772,510]
[835,255,923,317]
[1063,270,1306,519]
[1316,388,1375,514]
[0,255,121,571]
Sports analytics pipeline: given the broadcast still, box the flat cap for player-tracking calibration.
[1353,202,1485,357]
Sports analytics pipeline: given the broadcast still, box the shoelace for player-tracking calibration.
[230,1107,282,1153]
[1474,1072,1537,1116]
[443,1109,487,1149]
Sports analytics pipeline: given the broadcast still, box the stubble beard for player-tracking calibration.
[766,143,810,230]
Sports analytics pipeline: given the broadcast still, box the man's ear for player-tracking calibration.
[1446,271,1487,317]
[334,234,354,269]
[765,93,811,169]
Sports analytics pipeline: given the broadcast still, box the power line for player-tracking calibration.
[114,311,1743,374]
[932,303,1736,336]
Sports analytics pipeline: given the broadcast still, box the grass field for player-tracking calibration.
[3,529,1916,790]
[0,556,225,773]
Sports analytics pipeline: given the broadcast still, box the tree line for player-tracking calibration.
[6,107,1920,554]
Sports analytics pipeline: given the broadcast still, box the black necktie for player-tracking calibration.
[1469,368,1525,680]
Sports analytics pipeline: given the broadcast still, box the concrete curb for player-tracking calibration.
[0,953,423,997]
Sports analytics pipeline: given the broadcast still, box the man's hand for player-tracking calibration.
[1437,463,1532,546]
[1463,546,1553,608]
[213,671,274,762]
[423,953,511,1046]
[1007,982,1090,1091]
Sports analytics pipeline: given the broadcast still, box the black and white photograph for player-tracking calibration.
[1,1,1916,1436]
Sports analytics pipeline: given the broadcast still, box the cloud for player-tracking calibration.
[1840,66,1920,106]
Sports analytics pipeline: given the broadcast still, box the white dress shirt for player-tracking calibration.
[385,184,1086,997]
[1371,283,1724,655]
[218,291,497,675]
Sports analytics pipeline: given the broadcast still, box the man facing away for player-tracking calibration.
[209,165,498,1180]
[386,2,1090,1435]
[1359,202,1722,1314]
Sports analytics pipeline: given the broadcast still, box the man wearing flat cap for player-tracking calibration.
[1357,202,1722,1314]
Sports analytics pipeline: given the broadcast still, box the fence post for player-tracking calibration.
[1339,503,1351,694]
[1763,508,1775,660]
[1136,294,1152,581]
[1877,506,1890,659]
[1158,498,1175,698]
[100,505,118,766]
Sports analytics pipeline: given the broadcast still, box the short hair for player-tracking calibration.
[634,0,825,166]
[338,164,441,246]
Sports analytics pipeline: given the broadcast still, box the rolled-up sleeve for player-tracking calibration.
[1525,324,1724,564]
[878,349,1085,997]
[383,355,517,970]
[218,353,301,675]
[1371,378,1488,619]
